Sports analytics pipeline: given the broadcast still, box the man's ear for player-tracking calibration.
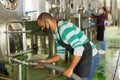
[37,20,41,26]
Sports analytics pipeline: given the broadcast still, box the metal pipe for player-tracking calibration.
[19,65,22,80]
[78,13,81,30]
[4,30,32,33]
[42,63,82,80]
[22,21,28,80]
[12,58,82,80]
[12,58,31,65]
[8,49,33,57]
[48,33,56,75]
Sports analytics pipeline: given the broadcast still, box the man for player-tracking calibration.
[36,12,100,80]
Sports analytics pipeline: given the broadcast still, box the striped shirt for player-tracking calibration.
[53,21,97,58]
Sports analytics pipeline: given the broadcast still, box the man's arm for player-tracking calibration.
[38,54,61,63]
[64,55,81,77]
[69,55,81,70]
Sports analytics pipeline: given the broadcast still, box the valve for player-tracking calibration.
[22,10,37,20]
[32,44,38,54]
[25,10,37,16]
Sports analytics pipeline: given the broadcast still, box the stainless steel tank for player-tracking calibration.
[0,0,19,10]
[0,21,24,65]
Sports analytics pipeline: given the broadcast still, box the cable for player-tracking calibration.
[112,50,120,80]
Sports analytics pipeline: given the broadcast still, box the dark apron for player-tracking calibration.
[57,32,92,78]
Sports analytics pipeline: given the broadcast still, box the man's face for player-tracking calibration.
[37,19,51,33]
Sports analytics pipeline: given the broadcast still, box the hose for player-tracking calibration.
[42,63,82,80]
[12,58,82,80]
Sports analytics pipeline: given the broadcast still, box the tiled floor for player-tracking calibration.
[94,26,120,80]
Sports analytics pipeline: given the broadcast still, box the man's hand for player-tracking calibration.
[35,63,44,69]
[35,59,46,69]
[63,55,81,78]
[63,67,73,78]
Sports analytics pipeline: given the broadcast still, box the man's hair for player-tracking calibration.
[37,12,54,21]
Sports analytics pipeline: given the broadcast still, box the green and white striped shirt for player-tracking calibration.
[53,21,97,58]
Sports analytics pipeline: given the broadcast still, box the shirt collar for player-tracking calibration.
[54,20,63,33]
[58,20,63,26]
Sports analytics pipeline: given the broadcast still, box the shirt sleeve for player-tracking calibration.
[96,17,105,26]
[55,40,66,59]
[92,14,98,18]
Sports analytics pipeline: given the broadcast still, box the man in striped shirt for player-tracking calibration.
[37,12,100,80]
